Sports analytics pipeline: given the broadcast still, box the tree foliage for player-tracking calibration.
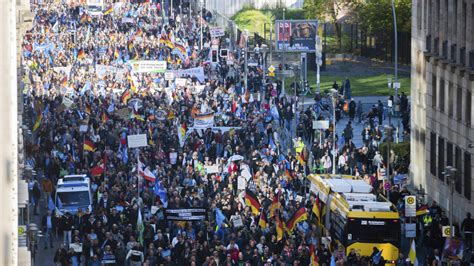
[355,0,412,34]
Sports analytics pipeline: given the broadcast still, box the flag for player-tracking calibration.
[309,244,319,265]
[154,180,168,207]
[90,162,104,176]
[284,169,293,180]
[416,204,429,216]
[285,207,308,233]
[408,239,418,265]
[215,208,226,231]
[103,6,113,15]
[80,13,88,24]
[372,249,383,264]
[121,89,131,104]
[127,41,134,52]
[148,126,154,145]
[101,112,109,123]
[120,146,128,164]
[85,104,92,115]
[131,112,144,121]
[244,189,261,215]
[269,194,281,218]
[137,208,144,245]
[83,140,96,152]
[32,113,43,131]
[312,196,321,224]
[275,210,284,241]
[114,47,119,59]
[258,211,268,229]
[174,42,186,54]
[330,255,336,266]
[135,28,143,38]
[60,75,68,87]
[141,167,156,182]
[77,49,85,60]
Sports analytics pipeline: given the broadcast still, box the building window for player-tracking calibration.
[430,132,437,176]
[455,146,462,193]
[465,152,471,200]
[417,0,422,30]
[447,142,453,167]
[466,91,471,126]
[448,82,454,117]
[438,136,445,181]
[439,79,445,112]
[456,86,462,121]
[432,74,437,108]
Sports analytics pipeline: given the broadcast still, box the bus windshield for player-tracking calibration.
[57,191,90,207]
[347,219,400,243]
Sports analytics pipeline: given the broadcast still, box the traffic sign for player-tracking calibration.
[275,70,294,78]
[404,196,416,217]
[442,226,454,237]
[268,65,275,73]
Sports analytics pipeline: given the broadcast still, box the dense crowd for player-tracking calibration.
[22,2,472,266]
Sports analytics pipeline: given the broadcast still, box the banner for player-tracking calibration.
[165,208,207,221]
[275,20,318,52]
[175,67,205,82]
[193,112,214,129]
[210,27,225,38]
[53,66,72,77]
[121,17,135,24]
[129,60,167,73]
[96,65,126,80]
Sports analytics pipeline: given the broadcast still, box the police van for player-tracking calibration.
[55,175,93,214]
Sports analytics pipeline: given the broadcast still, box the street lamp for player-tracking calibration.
[391,0,398,98]
[260,44,269,89]
[442,165,457,238]
[384,125,393,201]
[330,89,338,174]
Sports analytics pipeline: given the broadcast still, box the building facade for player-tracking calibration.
[411,0,474,223]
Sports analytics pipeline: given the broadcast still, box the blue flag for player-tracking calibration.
[372,250,383,264]
[154,180,168,208]
[121,146,128,164]
[215,208,225,229]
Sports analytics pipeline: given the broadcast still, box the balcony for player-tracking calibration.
[460,47,466,66]
[442,41,448,60]
[450,44,457,62]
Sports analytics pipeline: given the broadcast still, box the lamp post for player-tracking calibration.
[384,125,393,201]
[391,0,398,98]
[443,166,457,238]
[244,29,249,91]
[330,89,338,174]
[260,44,269,90]
[199,0,203,50]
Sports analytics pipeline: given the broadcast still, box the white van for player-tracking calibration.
[55,175,93,214]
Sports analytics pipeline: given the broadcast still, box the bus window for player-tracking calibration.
[57,191,90,207]
[347,219,400,243]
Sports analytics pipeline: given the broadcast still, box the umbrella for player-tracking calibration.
[228,154,244,162]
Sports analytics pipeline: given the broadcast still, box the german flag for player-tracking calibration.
[148,126,154,145]
[103,6,113,15]
[134,50,139,60]
[258,211,268,229]
[416,204,429,216]
[85,104,92,115]
[135,28,143,37]
[174,42,186,54]
[131,112,144,122]
[286,207,308,233]
[101,112,109,123]
[296,154,306,166]
[312,196,321,225]
[275,210,284,242]
[90,160,104,176]
[127,41,134,52]
[284,169,293,180]
[269,194,281,218]
[80,13,88,24]
[77,49,85,60]
[309,244,319,265]
[60,76,68,87]
[114,48,120,59]
[83,140,96,152]
[244,189,261,215]
[121,89,131,104]
[167,54,173,64]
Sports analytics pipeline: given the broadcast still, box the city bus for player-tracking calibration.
[308,174,400,263]
[55,175,93,214]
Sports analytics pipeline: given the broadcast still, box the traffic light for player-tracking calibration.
[211,49,218,63]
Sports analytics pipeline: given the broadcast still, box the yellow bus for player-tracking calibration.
[308,174,400,263]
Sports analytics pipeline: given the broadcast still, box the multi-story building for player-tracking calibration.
[411,0,473,223]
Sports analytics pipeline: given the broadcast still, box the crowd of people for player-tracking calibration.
[21,2,471,266]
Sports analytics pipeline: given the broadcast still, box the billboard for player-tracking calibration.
[275,20,318,52]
